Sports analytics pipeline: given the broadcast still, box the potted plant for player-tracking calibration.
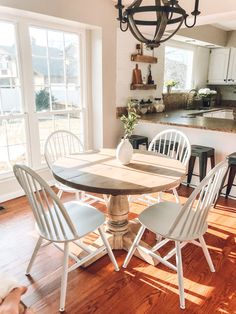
[198,88,217,107]
[116,102,140,165]
[165,80,178,93]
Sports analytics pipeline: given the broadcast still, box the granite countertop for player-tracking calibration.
[139,107,236,133]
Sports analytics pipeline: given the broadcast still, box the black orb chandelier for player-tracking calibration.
[115,0,201,49]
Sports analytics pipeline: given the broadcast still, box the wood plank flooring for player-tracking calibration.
[0,186,235,314]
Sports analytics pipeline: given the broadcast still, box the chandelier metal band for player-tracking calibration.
[116,0,201,49]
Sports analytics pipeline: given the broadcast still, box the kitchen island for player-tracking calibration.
[134,107,236,198]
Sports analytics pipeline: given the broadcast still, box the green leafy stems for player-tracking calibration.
[120,102,140,139]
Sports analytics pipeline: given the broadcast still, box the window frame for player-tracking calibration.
[163,41,195,93]
[0,12,89,179]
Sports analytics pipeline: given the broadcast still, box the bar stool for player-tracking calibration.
[215,152,236,205]
[129,135,148,150]
[187,145,215,186]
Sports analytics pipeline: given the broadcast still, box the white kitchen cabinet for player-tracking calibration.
[208,48,236,85]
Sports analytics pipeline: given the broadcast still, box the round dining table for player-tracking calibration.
[52,148,186,266]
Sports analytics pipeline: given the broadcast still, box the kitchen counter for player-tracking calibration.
[139,108,236,133]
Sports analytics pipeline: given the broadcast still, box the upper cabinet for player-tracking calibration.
[208,48,236,84]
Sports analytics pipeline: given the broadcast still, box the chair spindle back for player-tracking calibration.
[148,129,191,166]
[13,164,77,242]
[44,130,84,169]
[169,160,228,239]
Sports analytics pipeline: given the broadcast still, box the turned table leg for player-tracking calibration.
[107,195,159,266]
[106,195,129,249]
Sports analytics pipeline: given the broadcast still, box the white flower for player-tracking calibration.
[198,88,217,96]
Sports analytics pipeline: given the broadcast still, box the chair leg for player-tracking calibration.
[98,226,119,271]
[172,188,180,204]
[59,242,69,312]
[187,156,196,186]
[175,241,185,309]
[156,234,162,242]
[199,235,215,272]
[57,189,63,199]
[199,153,208,182]
[123,225,146,268]
[226,165,236,199]
[75,191,80,200]
[26,237,43,275]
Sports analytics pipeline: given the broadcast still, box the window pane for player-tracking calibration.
[164,46,193,91]
[35,87,51,112]
[30,28,47,56]
[51,86,66,110]
[67,86,81,109]
[32,56,49,85]
[0,118,27,173]
[48,30,64,58]
[49,58,64,84]
[0,21,16,55]
[66,59,79,84]
[64,33,79,59]
[0,87,21,114]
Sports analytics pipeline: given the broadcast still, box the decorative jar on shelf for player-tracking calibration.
[116,138,133,165]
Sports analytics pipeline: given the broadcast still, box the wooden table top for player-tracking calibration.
[52,149,186,196]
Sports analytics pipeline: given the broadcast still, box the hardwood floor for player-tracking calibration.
[0,186,235,314]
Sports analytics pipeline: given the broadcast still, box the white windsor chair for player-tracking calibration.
[133,129,191,205]
[123,160,228,309]
[13,164,119,312]
[44,130,107,204]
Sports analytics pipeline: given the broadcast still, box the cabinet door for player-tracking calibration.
[208,48,230,84]
[228,48,236,83]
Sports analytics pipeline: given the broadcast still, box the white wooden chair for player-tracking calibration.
[44,130,107,204]
[13,164,119,312]
[123,160,228,309]
[131,129,191,205]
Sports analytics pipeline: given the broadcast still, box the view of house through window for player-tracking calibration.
[164,45,194,91]
[0,19,85,175]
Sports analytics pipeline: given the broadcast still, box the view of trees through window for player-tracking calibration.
[164,46,194,91]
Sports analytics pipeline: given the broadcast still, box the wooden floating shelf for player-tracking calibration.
[130,84,156,90]
[131,54,158,63]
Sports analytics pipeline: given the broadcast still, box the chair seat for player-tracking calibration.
[41,201,105,242]
[139,201,208,241]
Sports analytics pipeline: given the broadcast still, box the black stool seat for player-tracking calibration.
[191,145,215,157]
[187,145,215,185]
[228,152,236,165]
[129,135,148,150]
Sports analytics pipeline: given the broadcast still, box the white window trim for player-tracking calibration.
[0,11,90,179]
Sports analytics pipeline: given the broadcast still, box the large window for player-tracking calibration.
[0,18,86,176]
[164,45,194,91]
